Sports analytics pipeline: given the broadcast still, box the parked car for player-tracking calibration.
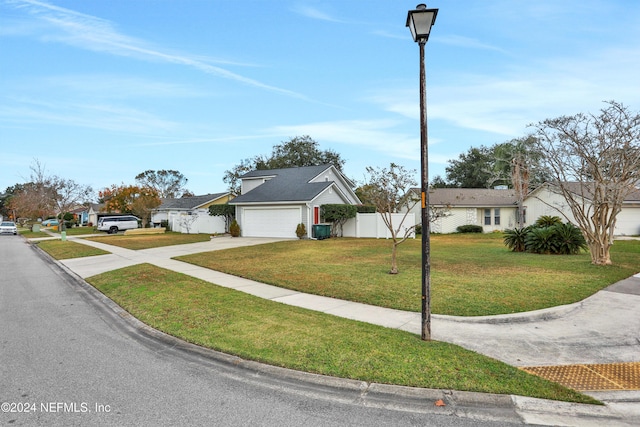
[41,219,59,226]
[0,221,18,235]
[97,215,140,234]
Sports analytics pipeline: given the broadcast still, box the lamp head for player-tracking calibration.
[406,4,438,43]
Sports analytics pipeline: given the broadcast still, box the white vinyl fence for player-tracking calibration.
[169,211,226,234]
[342,213,415,239]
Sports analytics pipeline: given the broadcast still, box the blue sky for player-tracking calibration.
[2,0,639,197]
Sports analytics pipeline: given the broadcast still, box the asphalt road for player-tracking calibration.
[0,235,523,426]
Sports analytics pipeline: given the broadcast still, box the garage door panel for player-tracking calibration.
[615,208,640,235]
[243,208,301,238]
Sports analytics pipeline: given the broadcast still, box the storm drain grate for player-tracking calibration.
[521,362,640,391]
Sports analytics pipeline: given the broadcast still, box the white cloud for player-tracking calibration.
[291,4,343,23]
[5,0,310,100]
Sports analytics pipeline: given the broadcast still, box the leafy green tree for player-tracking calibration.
[444,146,494,188]
[321,204,357,237]
[135,170,190,198]
[208,204,235,233]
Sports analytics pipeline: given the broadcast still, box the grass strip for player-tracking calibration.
[86,263,596,404]
[36,240,110,259]
[176,235,640,316]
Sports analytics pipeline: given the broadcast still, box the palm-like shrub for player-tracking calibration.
[504,220,587,255]
[503,227,530,252]
[534,215,563,228]
[552,222,587,255]
[525,227,559,254]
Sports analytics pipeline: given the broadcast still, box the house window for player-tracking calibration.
[517,207,527,224]
[484,209,491,225]
[494,208,501,225]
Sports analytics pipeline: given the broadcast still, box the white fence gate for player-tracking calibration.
[342,213,415,239]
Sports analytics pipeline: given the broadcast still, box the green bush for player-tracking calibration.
[534,215,563,228]
[456,225,483,233]
[229,219,241,237]
[551,222,588,255]
[504,222,587,255]
[356,205,377,213]
[295,223,306,239]
[525,227,558,254]
[503,226,530,252]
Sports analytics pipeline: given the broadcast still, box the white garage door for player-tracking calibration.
[614,208,640,236]
[242,207,301,238]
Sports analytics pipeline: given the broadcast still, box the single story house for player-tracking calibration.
[524,183,640,236]
[409,188,520,233]
[410,183,640,235]
[151,192,234,234]
[229,164,361,239]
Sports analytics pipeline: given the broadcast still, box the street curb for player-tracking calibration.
[30,241,636,426]
[433,300,582,324]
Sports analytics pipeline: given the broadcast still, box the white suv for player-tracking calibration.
[97,215,140,234]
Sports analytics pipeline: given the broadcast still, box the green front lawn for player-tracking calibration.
[86,263,595,404]
[176,234,640,316]
[87,232,211,250]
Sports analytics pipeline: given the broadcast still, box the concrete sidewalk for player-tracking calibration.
[52,234,640,420]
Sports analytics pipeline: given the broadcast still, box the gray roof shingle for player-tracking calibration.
[231,165,335,204]
[157,193,230,210]
[426,188,518,207]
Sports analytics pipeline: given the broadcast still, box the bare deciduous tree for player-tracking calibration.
[9,160,92,227]
[530,101,640,265]
[360,163,418,274]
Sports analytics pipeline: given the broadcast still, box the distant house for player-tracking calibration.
[408,188,519,233]
[151,192,234,234]
[229,165,361,239]
[68,205,90,226]
[524,183,640,236]
[409,184,640,235]
[87,203,104,226]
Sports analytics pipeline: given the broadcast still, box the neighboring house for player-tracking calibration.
[409,184,640,236]
[410,188,519,233]
[87,203,104,226]
[69,205,89,226]
[524,183,640,236]
[151,193,234,234]
[229,165,361,239]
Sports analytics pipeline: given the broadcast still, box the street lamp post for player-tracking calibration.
[406,4,438,341]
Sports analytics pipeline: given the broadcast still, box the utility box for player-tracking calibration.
[312,224,331,240]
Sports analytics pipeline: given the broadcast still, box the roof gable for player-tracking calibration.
[231,165,358,204]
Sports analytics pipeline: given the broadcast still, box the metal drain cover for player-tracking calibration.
[521,362,640,391]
